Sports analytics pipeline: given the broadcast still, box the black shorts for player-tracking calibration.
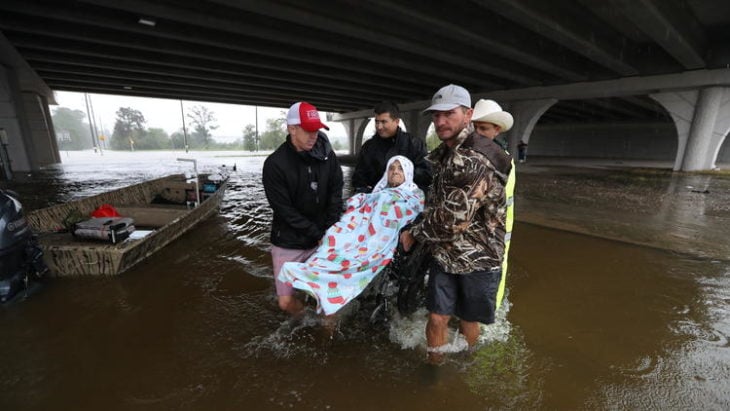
[425,261,501,325]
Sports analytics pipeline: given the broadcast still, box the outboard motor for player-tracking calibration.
[0,189,47,303]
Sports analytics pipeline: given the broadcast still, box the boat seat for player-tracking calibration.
[155,181,197,204]
[115,206,188,228]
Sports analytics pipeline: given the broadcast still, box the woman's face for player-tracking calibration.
[387,160,405,187]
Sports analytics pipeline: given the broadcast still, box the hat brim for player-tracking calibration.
[300,121,330,132]
[472,112,513,132]
[422,102,461,114]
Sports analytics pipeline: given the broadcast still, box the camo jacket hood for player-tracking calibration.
[410,128,507,274]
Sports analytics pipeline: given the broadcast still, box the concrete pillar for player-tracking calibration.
[683,87,723,170]
[708,90,730,168]
[402,109,433,142]
[650,90,698,170]
[503,98,558,156]
[0,64,60,175]
[343,117,368,156]
[22,91,60,165]
[0,65,32,173]
[652,87,730,171]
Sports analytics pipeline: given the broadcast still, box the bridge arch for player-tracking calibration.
[524,96,678,165]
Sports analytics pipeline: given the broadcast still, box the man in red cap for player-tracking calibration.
[262,101,344,315]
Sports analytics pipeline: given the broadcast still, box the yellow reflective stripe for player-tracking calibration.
[496,159,516,310]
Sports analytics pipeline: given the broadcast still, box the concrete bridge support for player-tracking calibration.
[0,64,59,177]
[502,98,558,156]
[343,117,368,155]
[402,109,433,142]
[651,87,730,171]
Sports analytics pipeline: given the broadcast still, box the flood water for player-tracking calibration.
[1,151,729,410]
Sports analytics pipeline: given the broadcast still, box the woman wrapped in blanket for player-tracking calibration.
[277,155,425,315]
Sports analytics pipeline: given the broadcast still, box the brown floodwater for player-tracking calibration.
[1,151,728,410]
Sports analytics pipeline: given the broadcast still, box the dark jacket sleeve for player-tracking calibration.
[262,158,323,242]
[351,140,374,193]
[324,154,344,228]
[410,137,432,191]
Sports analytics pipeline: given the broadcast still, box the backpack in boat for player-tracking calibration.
[73,217,136,244]
[90,204,121,218]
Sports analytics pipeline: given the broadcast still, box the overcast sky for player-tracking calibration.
[52,91,353,143]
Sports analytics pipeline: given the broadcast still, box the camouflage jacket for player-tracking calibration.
[410,129,508,274]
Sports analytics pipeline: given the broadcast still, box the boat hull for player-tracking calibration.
[26,174,226,276]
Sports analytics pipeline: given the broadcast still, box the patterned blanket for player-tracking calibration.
[278,186,424,315]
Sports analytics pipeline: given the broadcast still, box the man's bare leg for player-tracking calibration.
[278,295,304,316]
[426,312,450,364]
[459,320,480,347]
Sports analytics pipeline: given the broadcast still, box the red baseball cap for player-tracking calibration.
[286,101,329,132]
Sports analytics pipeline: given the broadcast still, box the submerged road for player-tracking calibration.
[1,150,728,410]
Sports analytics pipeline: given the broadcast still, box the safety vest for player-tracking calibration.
[496,158,515,310]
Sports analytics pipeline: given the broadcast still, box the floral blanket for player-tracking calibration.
[278,187,424,315]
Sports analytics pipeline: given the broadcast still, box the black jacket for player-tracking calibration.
[262,132,344,249]
[351,128,432,193]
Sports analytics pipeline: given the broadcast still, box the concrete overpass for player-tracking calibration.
[1,0,729,174]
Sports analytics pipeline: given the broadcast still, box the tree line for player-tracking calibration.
[51,105,324,151]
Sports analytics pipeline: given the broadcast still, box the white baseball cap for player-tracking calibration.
[423,84,471,113]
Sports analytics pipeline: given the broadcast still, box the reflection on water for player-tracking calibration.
[1,151,728,410]
[517,165,730,259]
[510,225,729,409]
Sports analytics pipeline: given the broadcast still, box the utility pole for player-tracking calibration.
[97,114,107,151]
[180,100,189,153]
[255,105,259,151]
[88,95,103,155]
[84,93,98,153]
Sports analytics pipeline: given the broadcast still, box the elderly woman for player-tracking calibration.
[277,155,424,315]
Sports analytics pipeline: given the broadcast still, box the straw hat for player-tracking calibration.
[472,99,513,131]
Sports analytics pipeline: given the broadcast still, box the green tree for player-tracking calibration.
[171,130,187,150]
[52,107,93,150]
[209,138,243,150]
[186,105,218,149]
[259,117,287,150]
[133,128,171,150]
[242,124,257,151]
[111,107,146,150]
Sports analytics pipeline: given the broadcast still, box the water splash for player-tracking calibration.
[388,299,513,352]
[242,309,333,360]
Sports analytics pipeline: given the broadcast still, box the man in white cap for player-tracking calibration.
[400,85,509,363]
[472,99,513,147]
[471,99,515,316]
[262,101,344,315]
